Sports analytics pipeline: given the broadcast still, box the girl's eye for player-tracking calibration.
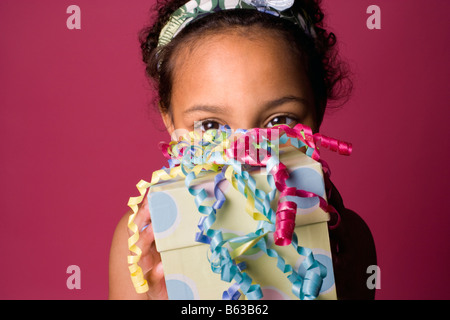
[266,116,297,128]
[198,120,221,131]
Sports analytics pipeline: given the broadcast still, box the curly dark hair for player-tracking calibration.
[139,0,352,127]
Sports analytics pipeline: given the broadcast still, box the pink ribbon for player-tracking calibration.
[269,160,343,245]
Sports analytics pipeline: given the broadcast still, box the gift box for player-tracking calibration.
[127,124,351,299]
[147,145,338,300]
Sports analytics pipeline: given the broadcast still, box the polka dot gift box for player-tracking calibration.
[127,124,352,300]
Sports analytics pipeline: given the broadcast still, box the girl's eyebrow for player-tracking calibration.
[183,95,309,115]
[264,96,310,110]
[183,104,227,115]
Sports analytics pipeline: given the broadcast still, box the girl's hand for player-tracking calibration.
[109,192,168,300]
[128,194,168,300]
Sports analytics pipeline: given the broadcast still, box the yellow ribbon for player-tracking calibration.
[127,179,151,294]
[229,232,268,260]
[126,163,220,294]
[224,166,269,222]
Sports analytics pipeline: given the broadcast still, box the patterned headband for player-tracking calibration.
[157,0,316,47]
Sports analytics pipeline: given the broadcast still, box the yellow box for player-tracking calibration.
[148,148,337,300]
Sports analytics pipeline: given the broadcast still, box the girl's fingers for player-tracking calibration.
[146,262,168,300]
[136,228,159,275]
[139,222,155,244]
[139,231,166,299]
[129,195,151,235]
[128,193,168,299]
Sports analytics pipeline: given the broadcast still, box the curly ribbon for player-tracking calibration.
[127,123,351,299]
[127,179,151,294]
[164,124,351,166]
[219,160,327,299]
[184,166,265,300]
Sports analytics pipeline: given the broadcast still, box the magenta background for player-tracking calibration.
[0,0,449,299]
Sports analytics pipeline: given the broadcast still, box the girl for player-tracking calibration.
[109,0,376,300]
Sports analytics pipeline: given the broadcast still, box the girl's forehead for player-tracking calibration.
[174,27,296,61]
[167,31,316,131]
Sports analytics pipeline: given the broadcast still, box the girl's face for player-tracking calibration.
[162,30,317,137]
